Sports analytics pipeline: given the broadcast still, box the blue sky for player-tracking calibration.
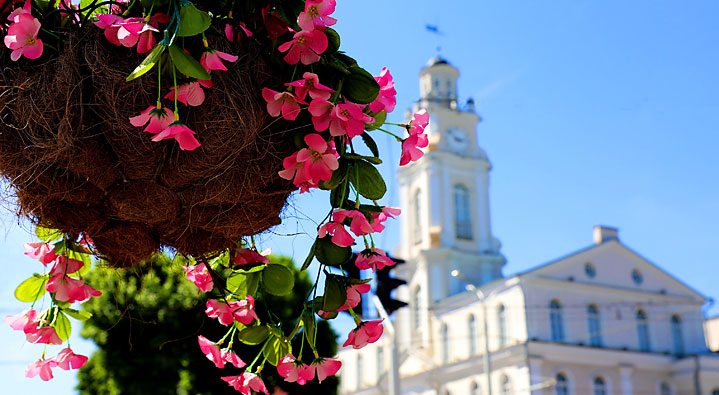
[2,0,719,393]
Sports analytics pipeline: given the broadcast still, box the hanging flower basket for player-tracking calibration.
[0,23,301,266]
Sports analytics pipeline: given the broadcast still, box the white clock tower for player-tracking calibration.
[394,57,506,345]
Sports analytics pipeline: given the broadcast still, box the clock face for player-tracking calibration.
[447,128,469,154]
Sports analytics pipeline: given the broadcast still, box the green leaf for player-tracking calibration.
[245,272,261,296]
[226,272,248,297]
[349,160,387,200]
[263,335,290,366]
[343,67,380,104]
[335,274,372,285]
[169,44,211,80]
[318,161,348,190]
[261,264,295,296]
[127,44,166,81]
[14,274,48,302]
[235,265,267,274]
[315,237,352,267]
[325,27,340,54]
[237,325,271,345]
[322,275,346,312]
[35,226,62,242]
[54,312,71,341]
[343,153,382,165]
[300,239,318,272]
[302,311,316,349]
[365,110,387,132]
[360,132,380,157]
[67,249,92,277]
[177,3,211,37]
[54,300,71,309]
[65,309,92,321]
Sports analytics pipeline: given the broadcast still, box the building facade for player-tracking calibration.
[337,59,719,395]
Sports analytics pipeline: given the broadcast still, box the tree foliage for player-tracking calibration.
[77,254,339,395]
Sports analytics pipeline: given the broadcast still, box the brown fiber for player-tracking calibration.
[0,30,300,267]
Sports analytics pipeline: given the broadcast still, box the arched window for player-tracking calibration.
[593,376,606,395]
[500,375,512,395]
[471,382,480,395]
[636,310,650,352]
[454,185,473,240]
[660,382,671,395]
[671,315,684,356]
[585,262,596,278]
[413,190,422,244]
[441,323,450,363]
[587,304,602,347]
[412,286,423,331]
[377,347,384,377]
[555,373,568,395]
[469,314,477,355]
[356,354,363,389]
[498,304,508,347]
[550,299,565,342]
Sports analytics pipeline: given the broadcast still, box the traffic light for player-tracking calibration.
[375,256,408,315]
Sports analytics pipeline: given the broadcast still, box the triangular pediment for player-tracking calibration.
[519,240,704,301]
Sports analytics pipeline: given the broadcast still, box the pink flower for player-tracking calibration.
[286,72,334,101]
[231,296,258,325]
[4,309,38,333]
[165,79,213,107]
[23,242,56,265]
[129,105,176,134]
[201,48,238,72]
[295,133,339,183]
[222,349,246,369]
[94,13,124,46]
[8,0,31,22]
[408,109,430,135]
[262,5,289,41]
[233,248,270,266]
[343,319,384,349]
[369,67,397,113]
[310,357,342,383]
[334,210,374,236]
[370,206,401,233]
[49,255,84,276]
[25,359,57,381]
[337,283,370,312]
[262,88,304,121]
[182,263,214,292]
[205,297,258,326]
[278,29,328,65]
[151,121,201,151]
[277,354,314,385]
[4,13,43,61]
[198,335,225,368]
[399,132,428,166]
[308,98,334,132]
[26,326,63,345]
[278,152,312,189]
[329,102,375,138]
[221,372,269,395]
[136,14,169,53]
[52,348,88,370]
[318,222,355,247]
[115,17,146,48]
[205,299,235,326]
[297,0,337,31]
[225,22,253,42]
[46,274,102,303]
[355,248,395,271]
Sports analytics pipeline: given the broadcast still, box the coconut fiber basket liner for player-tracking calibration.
[0,29,301,266]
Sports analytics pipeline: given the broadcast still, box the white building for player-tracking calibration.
[338,58,719,395]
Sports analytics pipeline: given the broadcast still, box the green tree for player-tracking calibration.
[77,254,339,395]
